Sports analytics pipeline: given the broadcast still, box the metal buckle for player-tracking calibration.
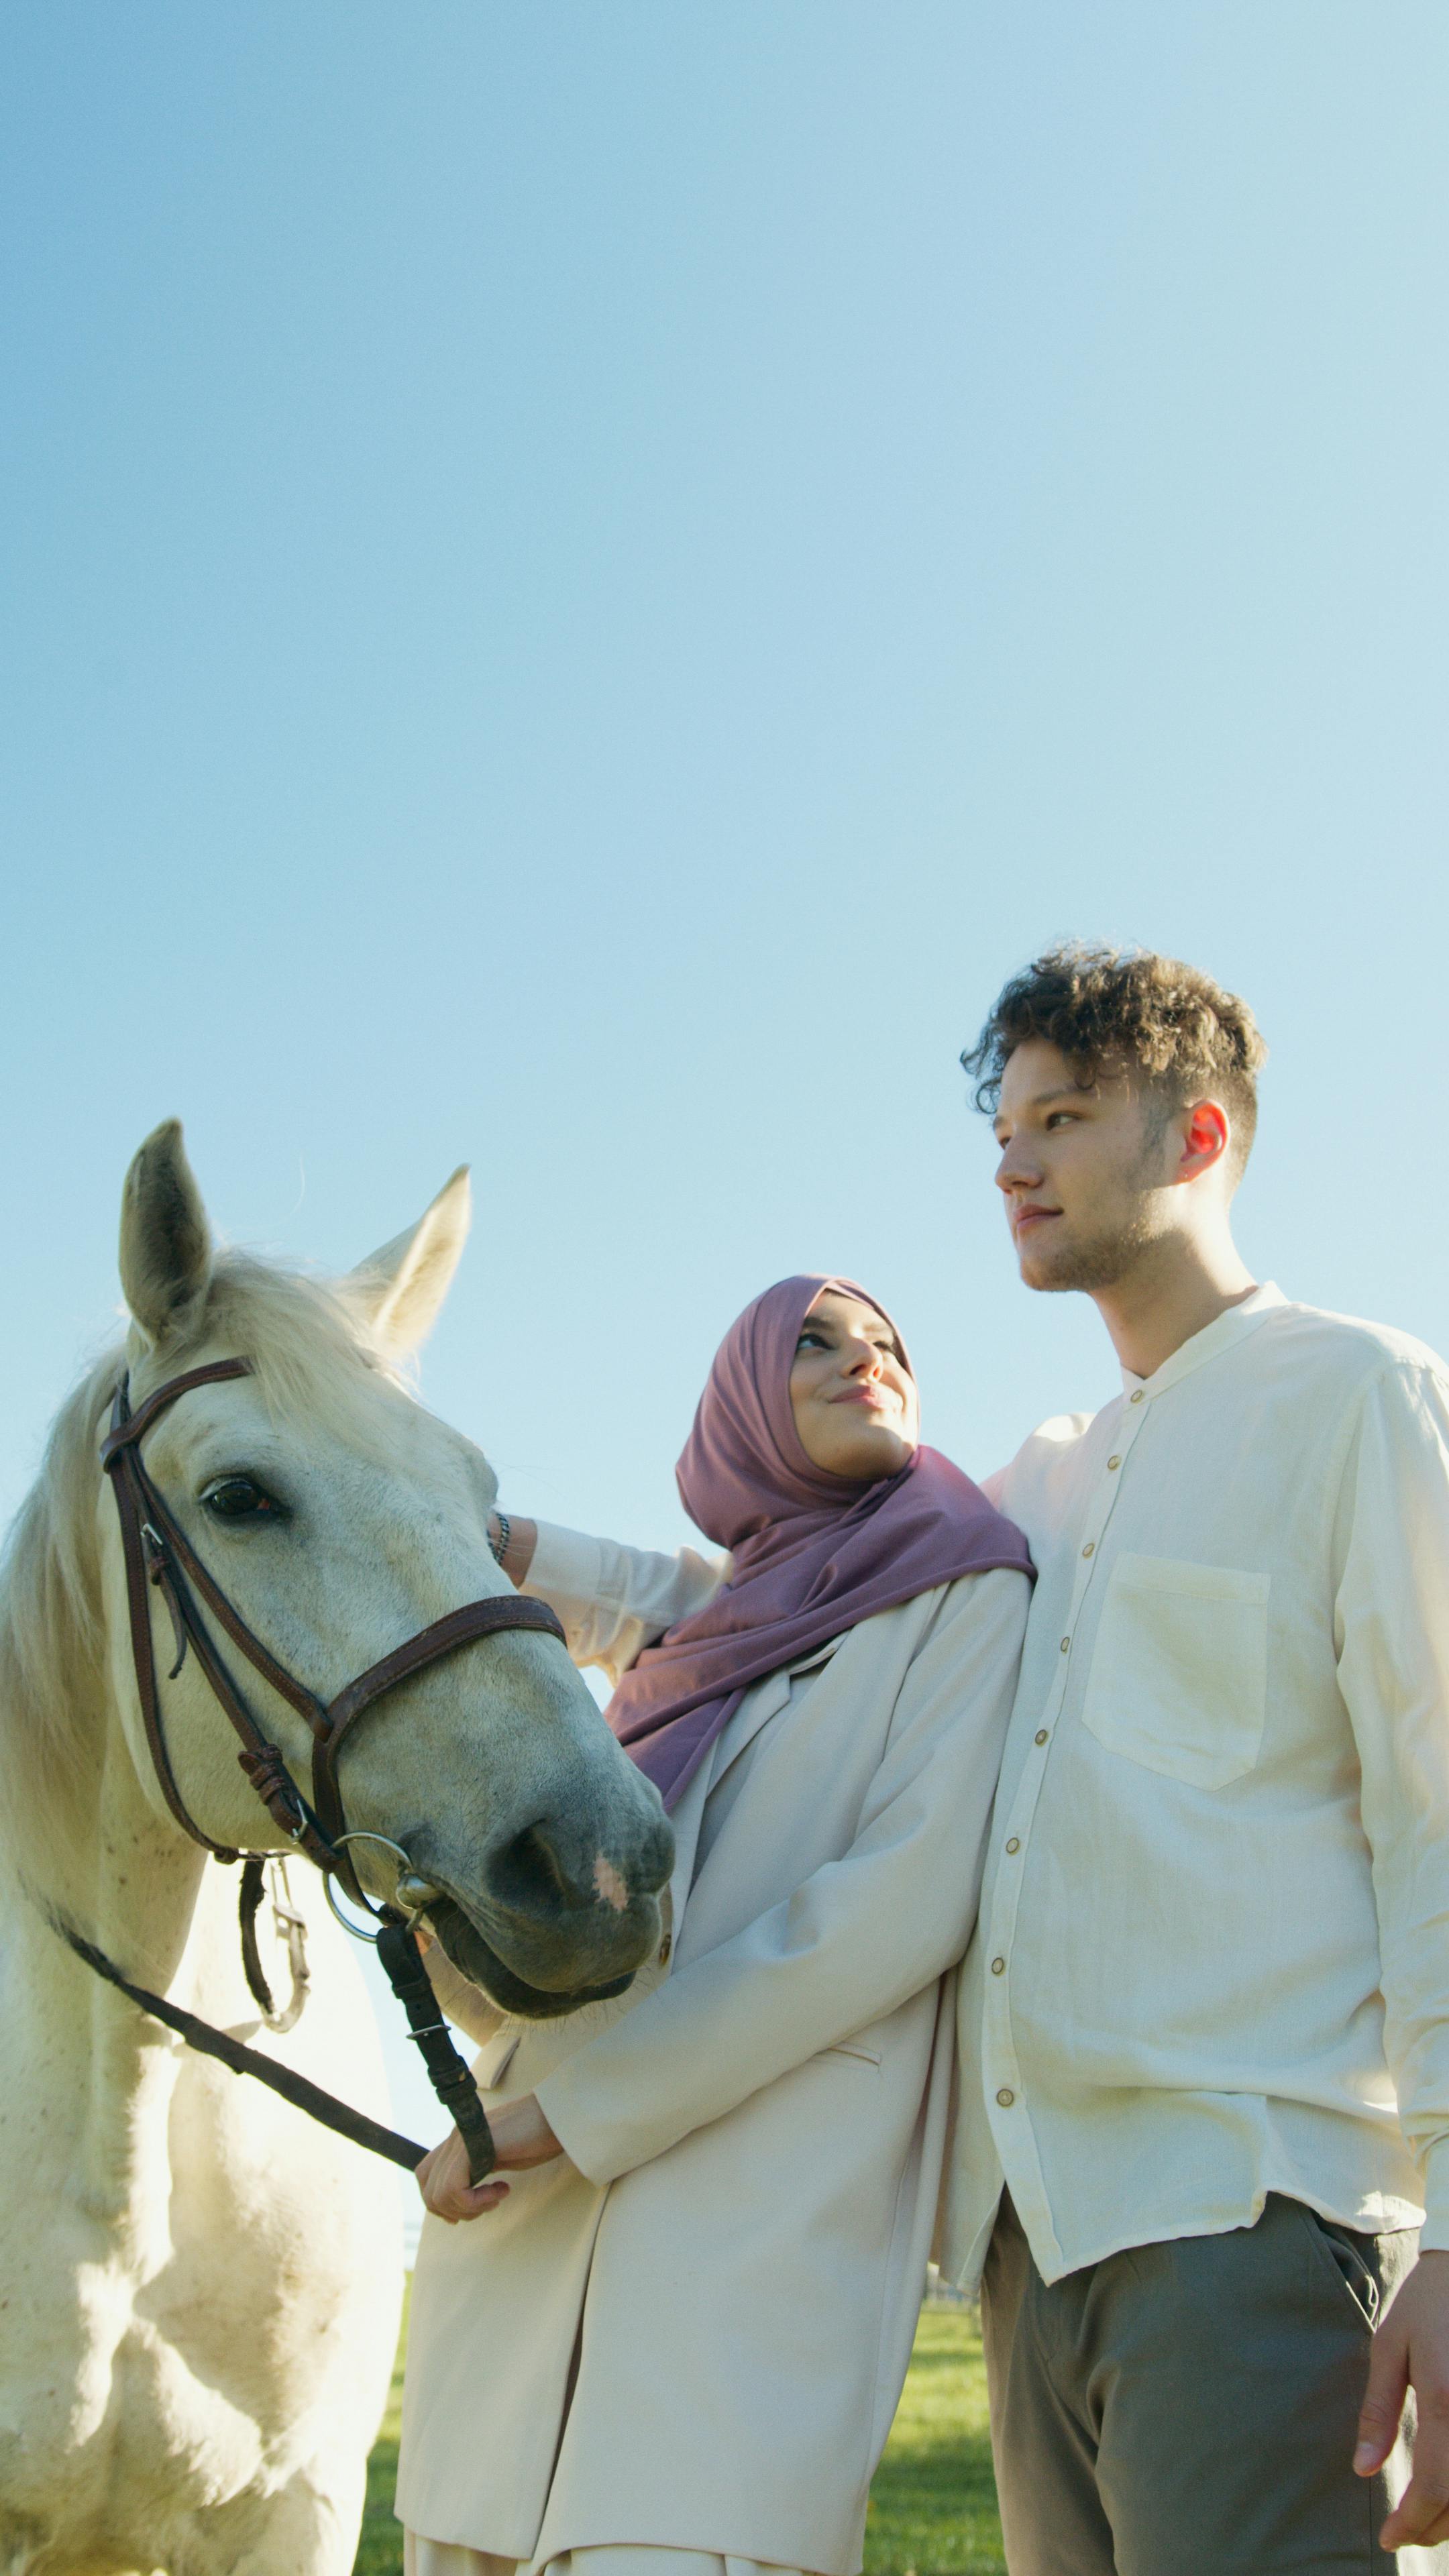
[258,1857,311,2035]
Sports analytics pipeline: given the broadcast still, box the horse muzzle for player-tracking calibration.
[412,1792,674,2015]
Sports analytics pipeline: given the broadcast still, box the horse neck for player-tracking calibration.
[8,1688,215,2244]
[0,1364,240,2245]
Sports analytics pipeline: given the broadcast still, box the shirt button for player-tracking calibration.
[1059,1636,1070,1653]
[1130,1389,1144,1404]
[1082,1542,1095,1557]
[996,2088,1016,2108]
[991,1957,1006,1975]
[1108,1454,1122,1470]
[1005,1837,1020,1853]
[1034,1729,1049,1746]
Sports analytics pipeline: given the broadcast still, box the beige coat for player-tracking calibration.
[397,1527,1028,2576]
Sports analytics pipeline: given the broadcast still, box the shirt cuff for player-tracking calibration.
[522,1521,604,1611]
[533,2059,631,2188]
[1417,2136,1449,2253]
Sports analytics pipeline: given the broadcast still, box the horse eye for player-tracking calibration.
[202,1476,285,1522]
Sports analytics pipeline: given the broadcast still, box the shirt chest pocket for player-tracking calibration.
[1081,1554,1271,1790]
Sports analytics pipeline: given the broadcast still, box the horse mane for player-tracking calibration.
[0,1254,413,1900]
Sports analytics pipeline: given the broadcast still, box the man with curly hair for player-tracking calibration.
[942,945,1449,2571]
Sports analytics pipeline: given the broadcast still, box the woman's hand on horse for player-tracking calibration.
[415,2094,564,2223]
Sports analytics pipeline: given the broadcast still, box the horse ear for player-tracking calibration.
[351,1166,471,1355]
[119,1120,214,1346]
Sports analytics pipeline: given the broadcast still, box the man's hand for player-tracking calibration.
[414,2094,565,2225]
[1356,2247,1449,2547]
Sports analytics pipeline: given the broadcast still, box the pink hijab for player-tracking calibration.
[604,1274,1034,1809]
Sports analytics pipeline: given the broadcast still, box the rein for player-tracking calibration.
[60,1354,570,2186]
[52,1917,431,2174]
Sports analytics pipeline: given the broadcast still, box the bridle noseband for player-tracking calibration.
[77,1352,571,2186]
[99,1356,565,1887]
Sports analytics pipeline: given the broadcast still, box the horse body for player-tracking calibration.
[0,1853,396,2575]
[0,1126,672,2574]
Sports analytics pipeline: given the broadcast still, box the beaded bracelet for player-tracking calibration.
[489,1509,512,1569]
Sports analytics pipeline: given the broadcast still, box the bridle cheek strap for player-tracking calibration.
[101,1362,255,1864]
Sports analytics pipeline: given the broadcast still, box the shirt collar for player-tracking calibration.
[1120,1281,1287,1403]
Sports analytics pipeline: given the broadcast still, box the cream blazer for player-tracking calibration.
[396,1527,1028,2576]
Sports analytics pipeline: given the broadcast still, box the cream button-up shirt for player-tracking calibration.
[941,1284,1449,2292]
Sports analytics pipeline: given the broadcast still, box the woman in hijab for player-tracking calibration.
[397,1276,1032,2576]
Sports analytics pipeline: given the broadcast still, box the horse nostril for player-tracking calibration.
[484,1813,669,1925]
[488,1821,573,1915]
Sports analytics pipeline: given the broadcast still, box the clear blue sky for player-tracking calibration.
[3,3,1448,2148]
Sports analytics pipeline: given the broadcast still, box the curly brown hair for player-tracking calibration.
[962,944,1268,1176]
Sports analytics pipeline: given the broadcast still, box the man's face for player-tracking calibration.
[991,1038,1174,1293]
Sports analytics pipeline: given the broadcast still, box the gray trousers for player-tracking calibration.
[980,2193,1444,2575]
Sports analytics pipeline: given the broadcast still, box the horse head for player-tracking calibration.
[99,1119,673,2015]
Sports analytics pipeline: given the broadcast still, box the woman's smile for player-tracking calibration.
[790,1289,919,1477]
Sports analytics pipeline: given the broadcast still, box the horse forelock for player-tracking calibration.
[159,1252,417,1462]
[0,1254,433,1897]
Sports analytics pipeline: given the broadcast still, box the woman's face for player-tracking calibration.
[788,1289,920,1481]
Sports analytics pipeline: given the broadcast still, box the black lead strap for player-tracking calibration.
[54,1907,497,2184]
[376,1918,498,2183]
[53,1913,431,2174]
[54,1907,500,2183]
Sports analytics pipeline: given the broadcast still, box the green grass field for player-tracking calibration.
[354,2303,1004,2576]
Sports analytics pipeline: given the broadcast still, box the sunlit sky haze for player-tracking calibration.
[3,2,1447,2143]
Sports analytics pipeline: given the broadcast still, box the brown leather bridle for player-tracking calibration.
[99,1356,566,1885]
[75,1351,572,2185]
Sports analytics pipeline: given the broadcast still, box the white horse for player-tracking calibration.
[0,1123,671,2576]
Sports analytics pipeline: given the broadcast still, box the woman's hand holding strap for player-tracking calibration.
[415,2093,564,2224]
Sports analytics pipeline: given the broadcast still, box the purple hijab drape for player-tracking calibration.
[604,1274,1034,1809]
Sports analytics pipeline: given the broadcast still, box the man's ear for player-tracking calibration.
[119,1120,214,1346]
[350,1167,471,1355]
[1177,1100,1231,1184]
